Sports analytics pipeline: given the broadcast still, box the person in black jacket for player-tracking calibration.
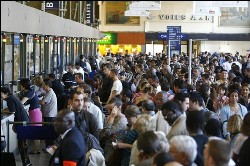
[49,109,85,166]
[69,91,99,139]
[1,87,32,166]
[98,63,113,104]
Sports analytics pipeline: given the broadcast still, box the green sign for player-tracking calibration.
[98,33,117,44]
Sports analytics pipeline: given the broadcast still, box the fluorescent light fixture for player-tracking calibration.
[125,10,149,16]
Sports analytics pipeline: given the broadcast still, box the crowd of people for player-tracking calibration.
[1,49,250,166]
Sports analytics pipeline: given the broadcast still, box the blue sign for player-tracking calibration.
[45,1,59,10]
[167,26,182,56]
[158,33,186,40]
[167,26,181,40]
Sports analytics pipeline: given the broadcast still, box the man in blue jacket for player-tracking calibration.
[49,109,85,166]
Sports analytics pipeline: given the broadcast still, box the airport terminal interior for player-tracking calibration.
[1,1,250,166]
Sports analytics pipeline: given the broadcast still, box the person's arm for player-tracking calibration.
[220,107,230,139]
[107,90,117,103]
[116,142,133,149]
[21,97,29,105]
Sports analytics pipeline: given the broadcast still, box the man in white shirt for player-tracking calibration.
[83,97,104,130]
[222,56,232,72]
[74,62,85,81]
[107,68,123,102]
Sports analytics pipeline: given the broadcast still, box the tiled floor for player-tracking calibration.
[15,141,51,166]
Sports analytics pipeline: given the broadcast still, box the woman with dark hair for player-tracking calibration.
[220,84,248,141]
[20,78,42,154]
[1,86,32,166]
[198,83,215,112]
[238,83,250,111]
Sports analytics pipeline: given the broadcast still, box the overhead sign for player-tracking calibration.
[86,1,94,26]
[45,1,59,10]
[128,1,161,10]
[158,33,186,40]
[167,26,181,55]
[97,33,117,45]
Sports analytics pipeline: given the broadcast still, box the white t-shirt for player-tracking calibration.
[111,79,123,95]
[88,102,104,130]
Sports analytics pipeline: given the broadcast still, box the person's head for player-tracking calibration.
[217,84,228,96]
[244,63,250,77]
[155,91,169,110]
[204,111,220,125]
[241,112,250,136]
[228,87,240,104]
[76,83,92,98]
[137,130,162,162]
[48,73,56,80]
[133,114,151,134]
[42,78,52,92]
[201,74,210,84]
[204,138,232,166]
[93,74,103,86]
[75,73,83,83]
[159,78,171,92]
[135,64,144,73]
[173,79,186,94]
[82,96,94,110]
[121,89,132,102]
[32,76,44,87]
[241,83,250,97]
[153,152,174,166]
[69,91,84,112]
[54,109,75,134]
[204,118,223,138]
[220,69,228,80]
[188,92,204,111]
[1,86,13,100]
[124,105,141,126]
[102,63,112,76]
[170,135,197,166]
[106,96,123,114]
[67,63,74,73]
[141,82,153,94]
[147,74,159,87]
[192,67,200,77]
[141,99,156,114]
[227,114,242,136]
[174,92,189,112]
[74,62,81,70]
[186,111,205,134]
[20,78,32,90]
[110,68,119,80]
[161,101,182,126]
[198,83,211,98]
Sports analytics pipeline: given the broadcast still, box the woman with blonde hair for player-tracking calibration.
[227,114,243,146]
[32,76,45,97]
[134,82,153,105]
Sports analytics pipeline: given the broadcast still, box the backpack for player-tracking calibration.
[75,119,104,154]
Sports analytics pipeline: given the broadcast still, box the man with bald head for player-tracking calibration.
[49,109,85,166]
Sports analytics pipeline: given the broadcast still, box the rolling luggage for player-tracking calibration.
[1,135,16,166]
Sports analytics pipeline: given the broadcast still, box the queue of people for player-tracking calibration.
[1,51,250,166]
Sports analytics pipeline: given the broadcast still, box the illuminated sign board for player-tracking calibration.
[97,33,117,44]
